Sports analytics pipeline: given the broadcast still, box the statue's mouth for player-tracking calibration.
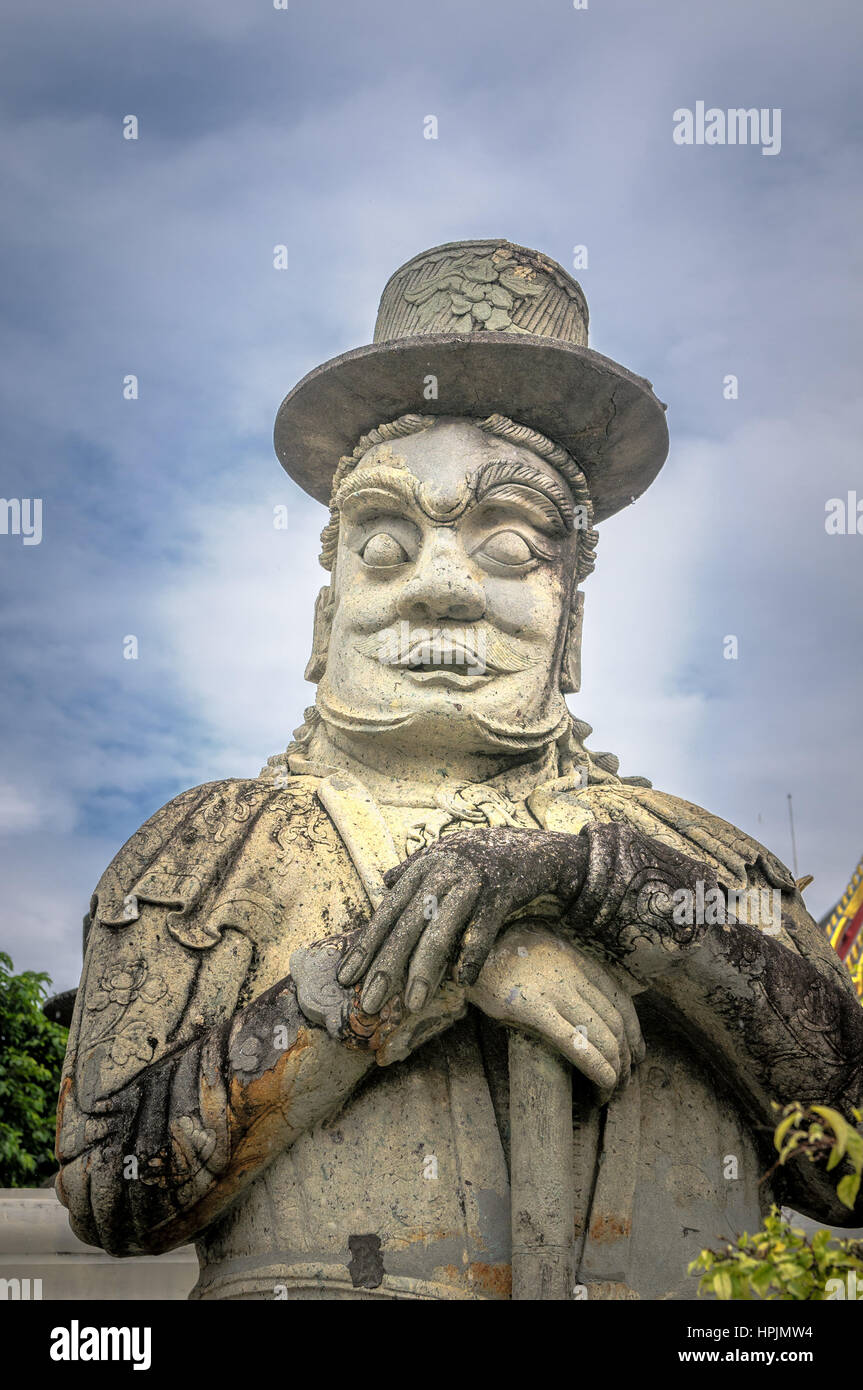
[367,626,534,678]
[387,636,478,668]
[399,642,490,674]
[394,646,495,687]
[357,626,536,692]
[407,658,482,672]
[401,662,494,689]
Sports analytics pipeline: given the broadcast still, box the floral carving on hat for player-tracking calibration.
[402,244,547,334]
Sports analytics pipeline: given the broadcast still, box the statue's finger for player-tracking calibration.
[404,879,480,1011]
[337,861,425,985]
[554,968,629,1072]
[577,953,645,1064]
[358,864,473,1010]
[529,1015,617,1096]
[615,989,645,1063]
[383,848,425,887]
[358,889,432,1013]
[453,895,512,985]
[557,997,621,1077]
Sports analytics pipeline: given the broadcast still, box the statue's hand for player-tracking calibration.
[290,929,468,1067]
[336,827,588,1015]
[467,924,644,1104]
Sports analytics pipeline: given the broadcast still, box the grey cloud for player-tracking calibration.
[1,0,860,985]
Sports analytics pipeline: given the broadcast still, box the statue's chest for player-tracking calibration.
[376,803,446,858]
[231,797,371,997]
[377,793,539,858]
[243,779,538,994]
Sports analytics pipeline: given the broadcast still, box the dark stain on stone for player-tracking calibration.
[347,1233,384,1289]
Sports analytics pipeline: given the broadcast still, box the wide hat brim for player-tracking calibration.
[273,332,668,524]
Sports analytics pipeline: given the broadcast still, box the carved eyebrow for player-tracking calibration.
[335,465,474,524]
[470,459,575,534]
[332,466,422,514]
[333,459,575,535]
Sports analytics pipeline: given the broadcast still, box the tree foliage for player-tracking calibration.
[691,1206,863,1300]
[691,1102,863,1300]
[0,951,68,1187]
[771,1101,863,1211]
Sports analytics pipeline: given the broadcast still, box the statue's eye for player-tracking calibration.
[360,532,409,568]
[477,530,535,567]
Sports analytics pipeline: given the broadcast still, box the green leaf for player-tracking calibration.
[845,1130,863,1172]
[812,1106,851,1158]
[774,1111,799,1151]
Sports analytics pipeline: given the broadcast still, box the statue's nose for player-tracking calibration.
[395,529,486,624]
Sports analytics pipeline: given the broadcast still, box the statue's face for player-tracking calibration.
[316,418,580,753]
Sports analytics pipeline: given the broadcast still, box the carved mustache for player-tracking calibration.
[362,623,535,676]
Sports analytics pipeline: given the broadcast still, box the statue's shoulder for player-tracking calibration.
[89,772,332,933]
[534,774,795,893]
[89,778,248,918]
[535,773,856,973]
[67,771,340,1079]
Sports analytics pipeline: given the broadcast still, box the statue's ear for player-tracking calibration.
[559,589,584,694]
[305,585,334,683]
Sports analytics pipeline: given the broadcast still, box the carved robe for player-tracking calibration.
[55,760,863,1299]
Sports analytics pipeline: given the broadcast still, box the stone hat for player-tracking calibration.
[273,239,668,523]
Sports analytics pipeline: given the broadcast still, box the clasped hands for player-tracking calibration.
[336,826,645,1102]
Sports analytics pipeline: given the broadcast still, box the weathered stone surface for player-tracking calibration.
[55,242,863,1301]
[274,240,669,522]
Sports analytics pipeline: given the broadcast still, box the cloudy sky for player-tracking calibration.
[1,0,860,992]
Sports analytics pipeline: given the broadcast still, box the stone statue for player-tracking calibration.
[56,240,863,1300]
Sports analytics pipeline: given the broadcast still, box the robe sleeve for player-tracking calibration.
[563,821,863,1226]
[55,790,375,1256]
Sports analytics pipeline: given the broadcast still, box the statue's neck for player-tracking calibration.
[303,720,560,807]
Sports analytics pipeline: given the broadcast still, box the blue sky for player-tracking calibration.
[1,0,861,991]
